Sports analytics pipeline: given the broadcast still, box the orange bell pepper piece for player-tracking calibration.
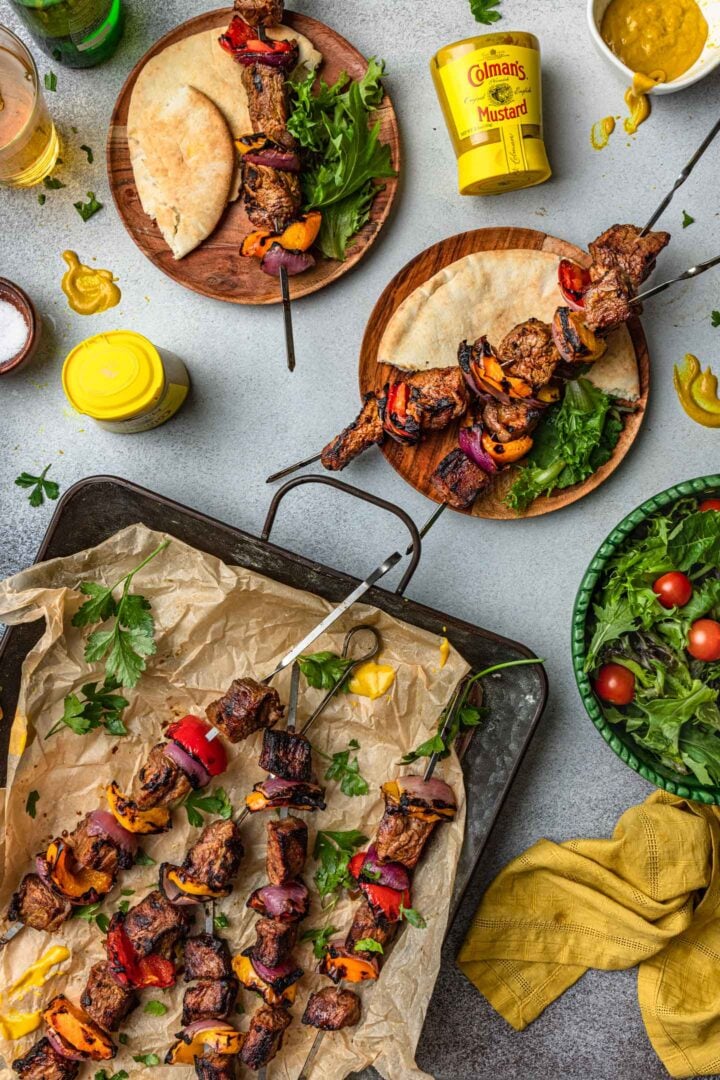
[166,1025,244,1066]
[43,996,116,1061]
[481,431,533,464]
[232,954,298,1006]
[45,840,115,901]
[280,212,322,252]
[106,781,170,834]
[242,230,276,258]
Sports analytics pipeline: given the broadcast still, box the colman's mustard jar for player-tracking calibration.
[431,31,551,196]
[62,330,190,433]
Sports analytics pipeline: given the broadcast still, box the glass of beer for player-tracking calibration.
[0,24,60,188]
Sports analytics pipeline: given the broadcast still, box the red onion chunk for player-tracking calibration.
[46,1026,87,1061]
[87,809,138,855]
[181,1019,236,1040]
[360,846,410,891]
[260,777,305,797]
[234,50,296,69]
[458,425,498,475]
[250,954,300,985]
[35,854,54,890]
[261,244,315,278]
[163,740,210,790]
[159,865,205,907]
[244,149,301,172]
[249,881,309,919]
[395,775,457,809]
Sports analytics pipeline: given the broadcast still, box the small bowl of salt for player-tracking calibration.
[0,278,40,375]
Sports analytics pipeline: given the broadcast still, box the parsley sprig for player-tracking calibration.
[46,677,129,739]
[399,903,427,929]
[25,790,40,818]
[354,937,384,953]
[72,540,168,689]
[74,191,103,222]
[298,651,353,691]
[470,0,503,23]
[319,739,369,796]
[73,902,109,934]
[313,829,367,908]
[301,924,339,959]
[15,465,60,507]
[182,786,233,828]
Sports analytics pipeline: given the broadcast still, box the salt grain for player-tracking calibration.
[0,298,29,365]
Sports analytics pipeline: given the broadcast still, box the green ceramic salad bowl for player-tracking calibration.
[572,474,720,805]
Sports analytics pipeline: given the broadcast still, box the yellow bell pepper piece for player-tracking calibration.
[673,354,720,428]
[167,1027,244,1065]
[166,868,225,898]
[232,954,297,1005]
[106,781,171,834]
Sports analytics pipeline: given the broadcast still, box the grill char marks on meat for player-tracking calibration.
[583,267,639,334]
[234,0,283,25]
[302,986,362,1031]
[133,742,193,808]
[321,393,385,471]
[375,810,436,869]
[66,813,131,875]
[252,916,298,968]
[121,889,192,958]
[266,816,308,885]
[195,1052,239,1079]
[184,933,234,982]
[12,1037,80,1080]
[259,728,313,782]
[482,400,541,444]
[8,873,73,932]
[206,678,284,744]
[430,448,491,511]
[497,318,560,389]
[182,976,239,1024]
[241,65,295,150]
[80,961,138,1031]
[345,897,396,955]
[242,160,302,233]
[241,1004,292,1071]
[588,223,670,288]
[404,366,469,432]
[178,820,245,895]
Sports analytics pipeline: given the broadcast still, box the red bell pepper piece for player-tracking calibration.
[348,852,365,881]
[166,715,227,777]
[106,919,176,990]
[383,382,417,444]
[219,15,252,53]
[361,881,411,923]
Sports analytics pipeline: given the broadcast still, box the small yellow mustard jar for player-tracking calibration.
[62,330,190,434]
[431,31,551,196]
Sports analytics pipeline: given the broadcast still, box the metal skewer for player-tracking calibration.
[632,252,720,304]
[641,115,720,235]
[280,265,296,373]
[267,450,322,484]
[296,680,468,1080]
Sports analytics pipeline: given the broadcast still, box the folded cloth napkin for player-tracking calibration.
[458,790,720,1078]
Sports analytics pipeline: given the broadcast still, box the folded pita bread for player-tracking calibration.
[377,248,640,400]
[128,85,235,260]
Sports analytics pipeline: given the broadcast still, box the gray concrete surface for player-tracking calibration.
[2,0,720,1076]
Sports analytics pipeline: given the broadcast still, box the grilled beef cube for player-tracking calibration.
[430,448,490,511]
[195,1052,238,1080]
[206,678,284,743]
[133,742,193,809]
[182,976,239,1024]
[66,813,129,875]
[13,1037,80,1080]
[345,897,396,955]
[252,917,298,968]
[321,393,385,471]
[80,961,138,1031]
[302,986,362,1031]
[184,933,233,981]
[234,0,283,25]
[482,401,541,444]
[406,367,469,432]
[375,810,436,869]
[259,728,312,782]
[122,889,192,957]
[589,223,670,288]
[247,879,310,921]
[241,65,294,148]
[583,266,638,334]
[248,777,326,813]
[241,1005,292,1071]
[497,318,560,389]
[267,817,308,885]
[243,161,302,232]
[180,819,244,895]
[8,873,72,932]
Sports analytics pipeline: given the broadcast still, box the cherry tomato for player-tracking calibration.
[653,571,693,609]
[699,498,720,512]
[688,619,720,662]
[166,716,227,776]
[594,663,635,706]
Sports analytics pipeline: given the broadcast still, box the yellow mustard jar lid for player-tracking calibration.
[62,331,164,421]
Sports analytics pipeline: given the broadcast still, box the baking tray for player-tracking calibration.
[0,473,546,956]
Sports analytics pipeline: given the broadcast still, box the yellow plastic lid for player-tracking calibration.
[62,331,164,421]
[458,138,551,196]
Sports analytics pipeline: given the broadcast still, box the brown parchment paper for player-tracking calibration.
[0,524,468,1080]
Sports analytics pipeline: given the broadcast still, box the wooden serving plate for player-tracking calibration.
[107,8,400,305]
[358,227,650,519]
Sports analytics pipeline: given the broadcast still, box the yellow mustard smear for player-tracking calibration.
[0,945,70,1042]
[590,115,616,149]
[348,662,396,700]
[601,0,708,83]
[439,637,451,669]
[673,354,720,427]
[61,250,121,315]
[624,72,658,134]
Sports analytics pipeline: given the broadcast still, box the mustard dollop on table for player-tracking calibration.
[0,945,70,1042]
[674,354,720,427]
[61,250,121,315]
[348,662,396,700]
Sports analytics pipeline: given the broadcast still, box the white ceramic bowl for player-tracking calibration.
[587,0,720,94]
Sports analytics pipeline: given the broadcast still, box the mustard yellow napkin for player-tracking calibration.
[458,790,720,1078]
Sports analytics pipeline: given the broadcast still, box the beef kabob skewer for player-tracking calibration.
[297,683,465,1080]
[640,113,720,236]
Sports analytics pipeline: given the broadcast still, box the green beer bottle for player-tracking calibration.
[9,0,124,68]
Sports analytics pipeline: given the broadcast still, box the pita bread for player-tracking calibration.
[128,85,235,260]
[128,25,322,208]
[377,248,640,400]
